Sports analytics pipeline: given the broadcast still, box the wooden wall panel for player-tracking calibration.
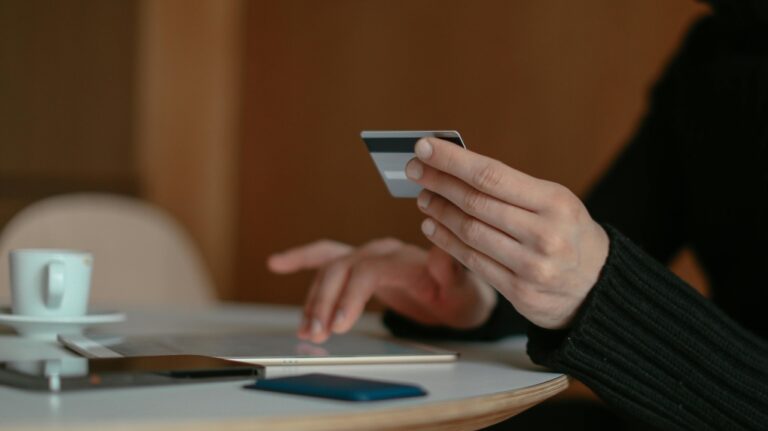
[237,0,708,304]
[0,0,137,227]
[135,0,244,299]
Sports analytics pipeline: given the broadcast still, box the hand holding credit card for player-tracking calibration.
[361,130,466,198]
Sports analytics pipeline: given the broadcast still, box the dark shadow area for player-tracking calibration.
[484,400,659,431]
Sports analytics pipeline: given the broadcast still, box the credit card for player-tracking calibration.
[361,130,466,198]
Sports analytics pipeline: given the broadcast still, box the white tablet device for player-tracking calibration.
[58,333,458,366]
[362,130,466,198]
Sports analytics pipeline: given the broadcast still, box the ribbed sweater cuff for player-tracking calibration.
[527,225,768,431]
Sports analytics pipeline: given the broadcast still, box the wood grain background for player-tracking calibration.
[236,0,707,304]
[0,0,713,411]
[0,0,138,227]
[0,1,708,303]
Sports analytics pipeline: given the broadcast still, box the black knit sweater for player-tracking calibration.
[384,3,768,430]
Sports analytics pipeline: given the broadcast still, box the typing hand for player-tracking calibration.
[406,137,609,329]
[268,239,497,343]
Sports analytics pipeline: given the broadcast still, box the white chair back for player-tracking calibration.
[0,193,215,309]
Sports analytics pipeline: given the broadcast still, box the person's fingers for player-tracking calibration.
[414,172,540,245]
[420,193,531,275]
[407,137,552,212]
[297,273,323,340]
[330,255,436,335]
[325,263,380,337]
[268,240,352,274]
[314,262,356,339]
[299,238,409,343]
[300,254,365,343]
[420,217,520,299]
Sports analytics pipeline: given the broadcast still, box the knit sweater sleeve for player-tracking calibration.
[527,225,768,431]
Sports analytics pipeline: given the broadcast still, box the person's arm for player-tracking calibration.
[383,14,692,340]
[527,225,768,430]
[382,49,686,342]
[383,290,526,341]
[525,12,768,428]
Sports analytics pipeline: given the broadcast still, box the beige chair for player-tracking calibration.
[0,193,215,309]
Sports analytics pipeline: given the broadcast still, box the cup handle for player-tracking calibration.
[46,261,66,309]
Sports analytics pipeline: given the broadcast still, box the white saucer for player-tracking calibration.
[0,307,126,341]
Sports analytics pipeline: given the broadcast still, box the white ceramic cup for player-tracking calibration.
[9,249,93,317]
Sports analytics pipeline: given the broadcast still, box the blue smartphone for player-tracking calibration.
[243,373,427,401]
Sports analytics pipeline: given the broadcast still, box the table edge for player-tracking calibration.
[5,375,569,431]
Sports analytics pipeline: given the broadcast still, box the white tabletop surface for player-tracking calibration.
[0,303,565,430]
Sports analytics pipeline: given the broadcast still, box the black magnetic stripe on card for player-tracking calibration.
[363,137,463,153]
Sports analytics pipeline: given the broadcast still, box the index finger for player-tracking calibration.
[268,240,352,273]
[414,137,550,211]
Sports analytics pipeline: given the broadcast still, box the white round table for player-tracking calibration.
[0,304,567,430]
